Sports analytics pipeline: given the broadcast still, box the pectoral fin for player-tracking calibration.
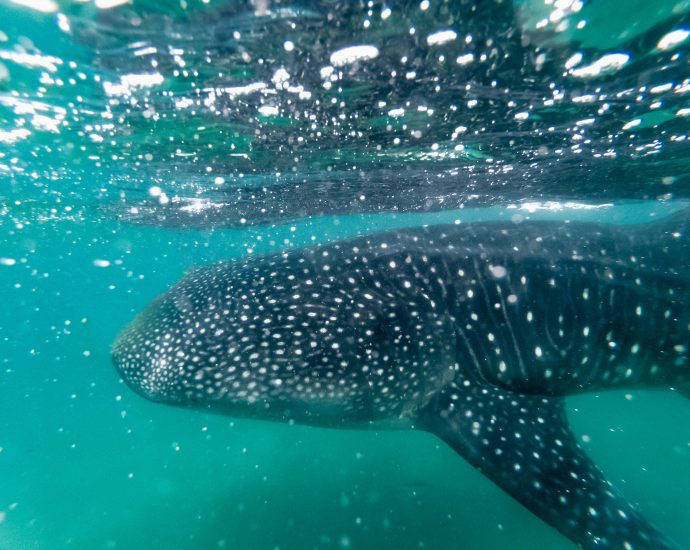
[420,382,678,549]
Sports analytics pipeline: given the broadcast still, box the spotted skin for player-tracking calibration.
[113,214,689,549]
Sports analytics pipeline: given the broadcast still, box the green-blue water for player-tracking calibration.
[2,0,690,548]
[2,207,690,549]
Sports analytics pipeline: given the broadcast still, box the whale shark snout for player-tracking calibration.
[112,294,192,404]
[113,272,248,408]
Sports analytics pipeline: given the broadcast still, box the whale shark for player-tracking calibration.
[113,212,689,549]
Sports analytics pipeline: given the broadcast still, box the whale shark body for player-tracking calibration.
[113,214,689,549]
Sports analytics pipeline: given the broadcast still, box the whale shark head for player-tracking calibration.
[112,261,358,419]
[112,267,245,408]
[112,293,191,404]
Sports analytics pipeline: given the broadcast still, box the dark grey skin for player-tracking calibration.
[113,212,690,550]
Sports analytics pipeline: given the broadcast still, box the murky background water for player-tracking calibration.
[1,0,690,548]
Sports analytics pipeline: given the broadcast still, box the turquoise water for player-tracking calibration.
[2,1,690,549]
[2,207,690,549]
